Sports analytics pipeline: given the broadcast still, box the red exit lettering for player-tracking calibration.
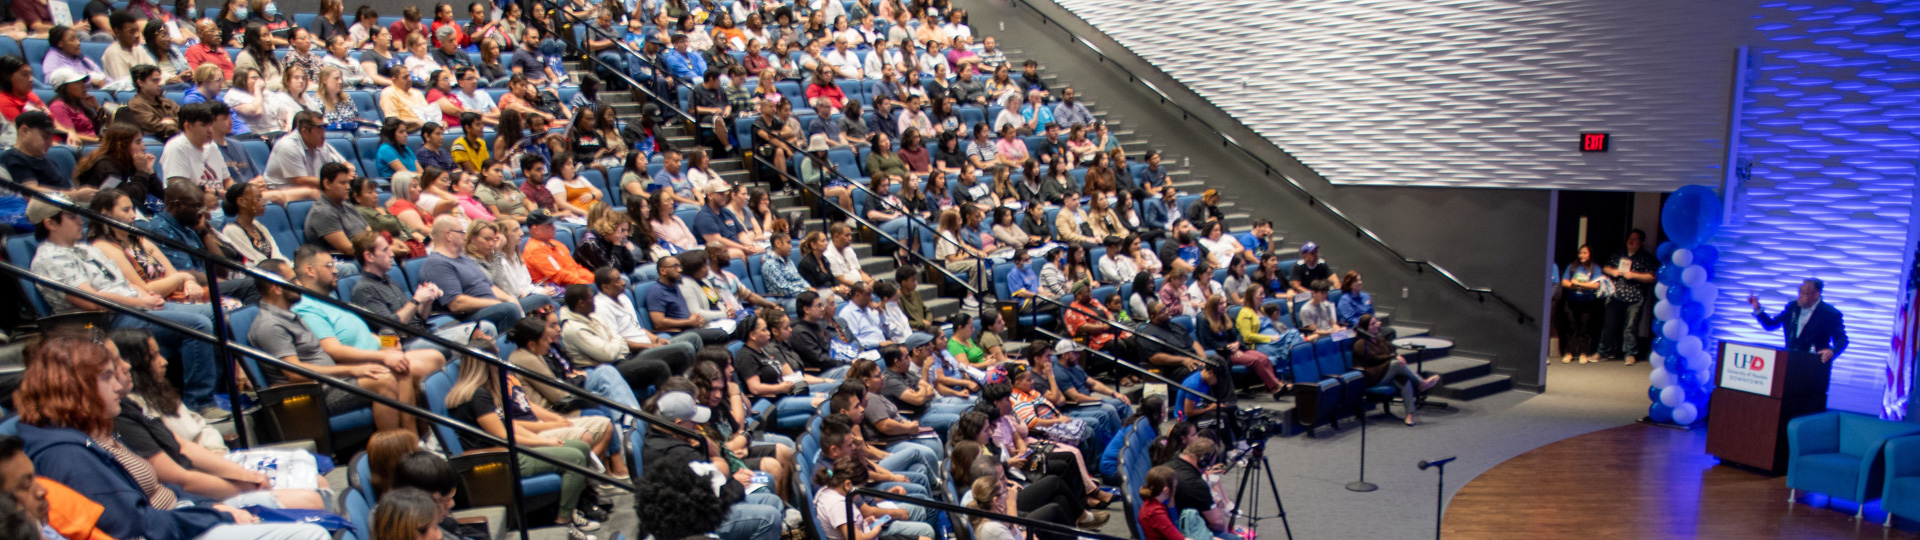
[1580,133,1610,152]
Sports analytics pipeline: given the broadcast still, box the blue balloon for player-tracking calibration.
[1659,265,1686,285]
[1693,244,1719,267]
[1650,403,1675,424]
[1685,383,1710,400]
[1661,185,1725,247]
[1682,301,1707,322]
[1664,355,1686,373]
[1677,370,1700,389]
[1666,284,1690,304]
[1653,337,1677,357]
[1657,242,1678,263]
[1649,386,1664,402]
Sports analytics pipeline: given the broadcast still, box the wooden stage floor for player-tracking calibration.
[1444,423,1920,539]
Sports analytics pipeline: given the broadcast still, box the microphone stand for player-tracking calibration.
[1345,408,1375,492]
[1419,457,1456,540]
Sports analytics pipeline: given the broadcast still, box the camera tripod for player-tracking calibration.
[1227,439,1295,540]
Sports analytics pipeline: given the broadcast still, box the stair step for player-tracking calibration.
[915,283,938,302]
[927,297,962,320]
[1391,324,1434,339]
[1432,374,1512,401]
[1418,355,1493,384]
[859,256,892,276]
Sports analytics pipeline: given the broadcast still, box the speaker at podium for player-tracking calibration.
[1705,341,1831,474]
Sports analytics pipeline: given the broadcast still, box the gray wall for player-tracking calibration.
[1049,0,1753,192]
[969,0,1554,388]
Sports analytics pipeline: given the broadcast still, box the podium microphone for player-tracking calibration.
[1418,457,1456,471]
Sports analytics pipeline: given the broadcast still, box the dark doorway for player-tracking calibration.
[1555,191,1637,267]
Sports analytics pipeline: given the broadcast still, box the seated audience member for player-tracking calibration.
[1182,189,1224,226]
[895,267,933,331]
[1132,299,1211,382]
[1168,437,1227,536]
[590,266,702,367]
[522,211,595,286]
[88,187,209,305]
[894,333,978,423]
[114,328,225,452]
[559,278,690,395]
[873,281,913,344]
[46,69,106,146]
[943,313,989,368]
[261,111,342,201]
[545,153,604,218]
[1337,270,1378,328]
[1064,280,1123,353]
[1143,189,1177,234]
[1353,314,1441,425]
[74,123,162,203]
[371,488,441,540]
[794,232,845,296]
[506,306,645,425]
[476,159,531,223]
[351,176,431,253]
[1136,466,1188,540]
[349,231,439,336]
[823,223,873,287]
[975,382,1112,509]
[0,112,84,198]
[1195,294,1283,399]
[28,199,224,418]
[1297,280,1343,332]
[1288,241,1337,296]
[787,291,847,371]
[817,457,936,540]
[574,204,645,280]
[1239,219,1274,257]
[836,282,890,351]
[821,400,938,497]
[706,245,781,316]
[693,180,762,259]
[385,450,496,540]
[648,253,732,343]
[379,65,433,129]
[471,217,557,301]
[1046,337,1134,426]
[442,346,606,535]
[109,330,331,508]
[218,183,293,265]
[420,215,553,329]
[1006,359,1108,455]
[250,257,421,432]
[847,356,944,448]
[125,65,183,139]
[16,333,332,540]
[737,312,838,423]
[301,163,368,253]
[686,358,799,503]
[642,385,787,540]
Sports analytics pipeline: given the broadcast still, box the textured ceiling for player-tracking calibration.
[1051,0,1753,190]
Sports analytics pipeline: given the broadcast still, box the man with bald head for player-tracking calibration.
[418,215,551,330]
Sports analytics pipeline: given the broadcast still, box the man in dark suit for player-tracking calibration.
[1749,278,1848,363]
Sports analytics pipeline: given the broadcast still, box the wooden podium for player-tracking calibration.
[1705,341,1830,474]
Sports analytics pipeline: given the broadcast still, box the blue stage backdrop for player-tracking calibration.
[1714,0,1920,416]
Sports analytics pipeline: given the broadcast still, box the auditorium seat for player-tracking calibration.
[228,305,376,457]
[1884,435,1920,526]
[344,488,373,540]
[6,235,49,317]
[1289,342,1343,437]
[1786,411,1920,517]
[257,203,300,259]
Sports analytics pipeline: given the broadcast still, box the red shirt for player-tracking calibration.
[431,20,470,49]
[185,43,235,79]
[0,91,46,120]
[805,83,845,109]
[1140,498,1185,540]
[389,20,424,46]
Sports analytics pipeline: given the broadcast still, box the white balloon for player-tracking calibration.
[1650,351,1667,369]
[1673,402,1700,424]
[1699,300,1717,319]
[1663,319,1690,340]
[1672,248,1694,267]
[1686,351,1713,372]
[1661,385,1686,407]
[1683,265,1709,287]
[1654,300,1677,321]
[1678,335,1705,359]
[1691,283,1718,304]
[1651,367,1672,388]
[1656,283,1670,301]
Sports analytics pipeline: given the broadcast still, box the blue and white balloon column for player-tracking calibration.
[1648,185,1724,426]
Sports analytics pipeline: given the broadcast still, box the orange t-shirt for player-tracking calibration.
[39,476,117,540]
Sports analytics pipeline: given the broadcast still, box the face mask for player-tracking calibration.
[266,3,279,16]
[234,7,248,18]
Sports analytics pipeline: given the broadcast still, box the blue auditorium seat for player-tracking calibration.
[257,204,300,259]
[6,236,49,317]
[1788,411,1920,516]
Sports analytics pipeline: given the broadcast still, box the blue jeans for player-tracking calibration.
[581,365,643,424]
[716,492,785,540]
[879,440,940,478]
[769,396,817,430]
[118,302,217,410]
[1065,404,1120,451]
[876,217,911,245]
[460,294,552,332]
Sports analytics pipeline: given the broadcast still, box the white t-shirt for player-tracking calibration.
[815,487,861,540]
[160,134,230,194]
[825,243,862,282]
[223,89,279,134]
[455,88,498,114]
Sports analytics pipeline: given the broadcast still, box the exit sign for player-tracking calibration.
[1580,133,1610,152]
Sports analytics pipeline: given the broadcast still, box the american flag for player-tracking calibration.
[1887,238,1920,420]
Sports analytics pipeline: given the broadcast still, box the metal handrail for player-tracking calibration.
[0,179,676,432]
[1009,0,1535,325]
[1030,326,1214,403]
[1030,285,1209,365]
[748,150,983,295]
[847,487,1132,540]
[0,262,701,540]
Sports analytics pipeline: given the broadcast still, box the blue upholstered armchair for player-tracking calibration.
[1787,411,1920,518]
[1881,435,1920,525]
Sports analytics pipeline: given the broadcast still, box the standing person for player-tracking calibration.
[1598,229,1658,365]
[1559,245,1605,364]
[1749,278,1848,364]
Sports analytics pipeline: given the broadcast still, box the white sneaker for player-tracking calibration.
[572,511,603,532]
[962,296,980,311]
[785,508,803,530]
